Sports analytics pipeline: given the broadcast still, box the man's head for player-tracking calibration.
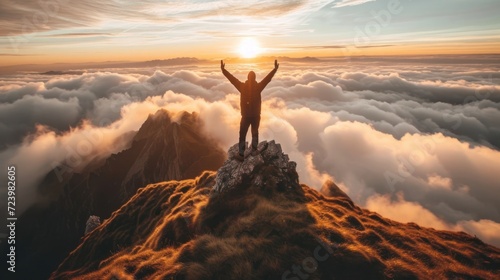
[247,71,256,81]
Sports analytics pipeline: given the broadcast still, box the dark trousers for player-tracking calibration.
[239,116,260,155]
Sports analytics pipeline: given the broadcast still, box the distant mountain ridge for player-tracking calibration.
[0,56,323,75]
[52,141,500,279]
[5,109,225,280]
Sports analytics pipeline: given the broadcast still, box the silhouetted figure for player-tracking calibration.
[221,59,279,161]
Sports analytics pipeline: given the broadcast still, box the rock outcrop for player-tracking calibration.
[84,216,101,235]
[213,140,299,193]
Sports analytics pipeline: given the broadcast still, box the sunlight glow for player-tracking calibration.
[238,38,262,58]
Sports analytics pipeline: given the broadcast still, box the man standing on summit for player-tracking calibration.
[221,59,279,161]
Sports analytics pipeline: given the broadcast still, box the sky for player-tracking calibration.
[1,0,500,66]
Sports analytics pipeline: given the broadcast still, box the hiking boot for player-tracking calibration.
[250,146,259,156]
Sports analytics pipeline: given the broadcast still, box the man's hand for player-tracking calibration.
[221,60,225,71]
[274,59,279,70]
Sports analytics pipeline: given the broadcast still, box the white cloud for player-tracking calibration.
[456,219,500,247]
[333,0,376,8]
[1,58,499,246]
[366,193,500,247]
[366,193,450,230]
[427,175,453,190]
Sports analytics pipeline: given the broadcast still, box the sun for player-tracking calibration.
[238,37,262,58]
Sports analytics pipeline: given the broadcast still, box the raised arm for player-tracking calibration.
[259,59,279,89]
[221,60,242,90]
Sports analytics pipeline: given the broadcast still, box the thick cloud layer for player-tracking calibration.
[1,57,499,246]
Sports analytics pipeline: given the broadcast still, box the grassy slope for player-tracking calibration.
[51,171,500,280]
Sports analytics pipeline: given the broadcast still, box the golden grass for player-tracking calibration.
[51,171,500,279]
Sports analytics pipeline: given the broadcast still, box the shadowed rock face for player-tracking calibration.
[52,142,500,280]
[7,110,226,280]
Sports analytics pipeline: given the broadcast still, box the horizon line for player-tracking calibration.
[2,53,500,69]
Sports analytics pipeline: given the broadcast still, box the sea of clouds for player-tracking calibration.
[1,56,499,246]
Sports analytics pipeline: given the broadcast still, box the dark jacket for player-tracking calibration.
[223,68,277,117]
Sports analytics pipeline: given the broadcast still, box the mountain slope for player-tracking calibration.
[52,141,499,280]
[9,110,226,280]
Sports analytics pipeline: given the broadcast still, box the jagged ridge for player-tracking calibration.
[52,141,500,280]
[10,110,226,280]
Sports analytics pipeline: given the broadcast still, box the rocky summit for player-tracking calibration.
[213,140,299,194]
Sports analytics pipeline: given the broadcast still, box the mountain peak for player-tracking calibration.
[52,140,500,280]
[213,140,300,194]
[133,109,172,142]
[14,109,226,280]
[320,179,350,200]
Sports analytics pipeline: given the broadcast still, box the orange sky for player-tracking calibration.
[1,0,499,67]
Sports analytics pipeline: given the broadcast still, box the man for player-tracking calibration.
[221,59,279,161]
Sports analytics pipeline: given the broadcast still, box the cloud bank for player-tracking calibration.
[333,0,376,8]
[1,56,499,246]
